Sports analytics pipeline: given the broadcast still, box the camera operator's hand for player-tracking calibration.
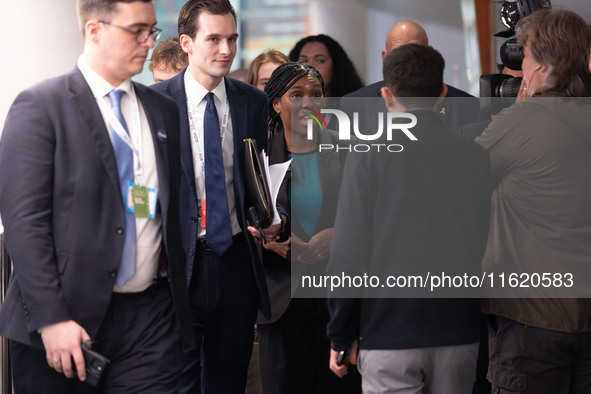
[41,320,91,381]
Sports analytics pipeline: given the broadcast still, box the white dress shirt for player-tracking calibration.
[78,55,162,293]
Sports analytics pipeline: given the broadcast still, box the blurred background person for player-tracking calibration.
[149,36,188,83]
[247,49,289,91]
[341,20,479,135]
[289,34,363,98]
[257,62,361,394]
[475,9,591,393]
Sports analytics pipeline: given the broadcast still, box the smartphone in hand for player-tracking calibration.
[74,341,110,388]
[336,349,350,367]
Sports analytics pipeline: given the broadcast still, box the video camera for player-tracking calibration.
[480,0,551,98]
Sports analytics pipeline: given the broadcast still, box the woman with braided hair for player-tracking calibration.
[256,62,361,394]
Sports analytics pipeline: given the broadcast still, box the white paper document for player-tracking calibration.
[261,150,291,225]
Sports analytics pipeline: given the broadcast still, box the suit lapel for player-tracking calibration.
[226,78,248,145]
[67,67,123,207]
[166,70,197,201]
[225,78,247,222]
[134,82,170,215]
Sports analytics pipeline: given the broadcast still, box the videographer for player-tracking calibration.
[475,9,591,393]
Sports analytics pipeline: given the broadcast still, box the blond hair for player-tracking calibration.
[246,50,289,86]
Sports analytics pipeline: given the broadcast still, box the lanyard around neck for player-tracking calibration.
[98,89,144,181]
[187,94,230,176]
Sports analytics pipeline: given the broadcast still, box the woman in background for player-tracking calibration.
[257,62,361,394]
[247,49,289,91]
[289,34,363,97]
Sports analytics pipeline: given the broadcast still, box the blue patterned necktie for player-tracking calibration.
[108,89,136,286]
[204,92,233,256]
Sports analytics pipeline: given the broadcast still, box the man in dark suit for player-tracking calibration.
[0,1,193,393]
[151,1,281,392]
[341,20,480,135]
[328,44,490,393]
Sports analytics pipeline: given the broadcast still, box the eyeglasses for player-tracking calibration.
[98,21,162,43]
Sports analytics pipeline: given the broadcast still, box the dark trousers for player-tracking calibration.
[179,237,259,393]
[10,278,183,394]
[258,298,362,394]
[487,315,591,393]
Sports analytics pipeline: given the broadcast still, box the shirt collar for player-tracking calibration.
[184,70,227,107]
[77,55,133,99]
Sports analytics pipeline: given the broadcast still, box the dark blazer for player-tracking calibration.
[258,129,344,324]
[151,70,271,318]
[0,67,193,348]
[341,80,481,136]
[327,110,491,351]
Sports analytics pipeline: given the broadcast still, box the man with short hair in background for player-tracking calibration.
[149,37,189,83]
[0,0,193,393]
[341,20,480,135]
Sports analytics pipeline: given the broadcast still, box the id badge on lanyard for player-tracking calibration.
[100,90,159,219]
[126,182,158,219]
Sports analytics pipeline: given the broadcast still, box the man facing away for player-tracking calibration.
[149,37,189,83]
[152,0,283,392]
[0,0,193,393]
[327,44,491,394]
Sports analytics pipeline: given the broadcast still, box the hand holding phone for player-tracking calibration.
[74,341,110,388]
[336,349,350,367]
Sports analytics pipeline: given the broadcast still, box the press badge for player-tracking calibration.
[127,182,158,219]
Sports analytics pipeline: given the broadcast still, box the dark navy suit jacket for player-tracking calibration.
[152,70,271,318]
[0,67,193,347]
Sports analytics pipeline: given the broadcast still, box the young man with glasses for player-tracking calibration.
[0,0,193,392]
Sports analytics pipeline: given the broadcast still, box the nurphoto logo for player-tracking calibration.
[304,107,418,153]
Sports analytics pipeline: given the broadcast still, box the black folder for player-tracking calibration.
[244,138,273,228]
